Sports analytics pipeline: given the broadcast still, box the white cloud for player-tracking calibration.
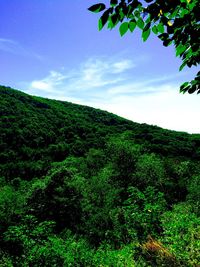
[23,56,200,134]
[76,57,134,88]
[112,60,135,73]
[29,71,69,93]
[31,81,52,92]
[27,57,135,95]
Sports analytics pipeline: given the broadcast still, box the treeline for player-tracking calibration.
[0,86,200,266]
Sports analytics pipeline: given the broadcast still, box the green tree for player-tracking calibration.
[134,153,166,189]
[26,160,83,231]
[81,166,121,244]
[0,185,25,232]
[106,136,141,187]
[89,0,200,94]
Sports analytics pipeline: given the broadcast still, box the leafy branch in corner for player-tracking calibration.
[88,0,200,94]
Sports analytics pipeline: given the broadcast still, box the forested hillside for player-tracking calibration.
[0,85,200,266]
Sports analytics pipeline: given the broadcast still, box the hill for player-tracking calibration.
[1,85,199,181]
[0,85,200,266]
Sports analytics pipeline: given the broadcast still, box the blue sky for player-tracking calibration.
[0,0,199,133]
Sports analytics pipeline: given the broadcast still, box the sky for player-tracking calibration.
[0,0,199,134]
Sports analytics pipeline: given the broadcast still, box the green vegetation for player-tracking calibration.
[88,0,200,94]
[0,85,200,266]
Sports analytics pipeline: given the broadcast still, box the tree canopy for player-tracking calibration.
[88,0,200,94]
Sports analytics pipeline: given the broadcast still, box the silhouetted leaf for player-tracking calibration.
[110,0,118,7]
[188,86,197,94]
[99,9,111,30]
[158,33,169,41]
[111,13,119,25]
[163,39,172,46]
[88,3,106,13]
[167,24,174,34]
[143,22,151,31]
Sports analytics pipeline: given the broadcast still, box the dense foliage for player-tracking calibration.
[88,0,200,94]
[0,85,200,266]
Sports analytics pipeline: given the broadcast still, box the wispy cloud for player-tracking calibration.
[23,56,200,134]
[74,58,135,89]
[106,74,185,96]
[0,38,42,60]
[26,57,135,96]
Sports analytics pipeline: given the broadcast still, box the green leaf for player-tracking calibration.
[176,44,186,57]
[137,18,144,29]
[107,18,113,29]
[180,82,189,92]
[119,9,125,20]
[152,25,158,34]
[142,28,151,41]
[108,14,119,29]
[98,18,104,30]
[119,22,129,36]
[179,60,187,71]
[127,5,134,18]
[129,20,136,32]
[145,16,151,24]
[88,3,106,13]
[157,22,164,33]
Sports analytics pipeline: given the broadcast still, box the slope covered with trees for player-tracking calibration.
[0,85,200,266]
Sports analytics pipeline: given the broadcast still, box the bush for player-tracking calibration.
[123,186,167,240]
[161,203,200,266]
